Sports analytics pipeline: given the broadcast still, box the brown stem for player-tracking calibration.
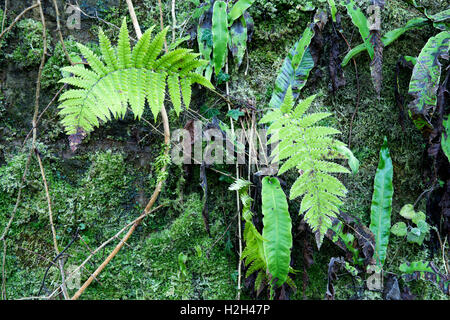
[71,0,171,300]
[52,0,74,65]
[157,0,168,51]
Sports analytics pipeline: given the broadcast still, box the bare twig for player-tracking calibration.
[225,57,242,300]
[125,0,142,38]
[49,204,166,298]
[0,152,32,241]
[338,30,360,149]
[22,84,67,149]
[1,241,6,299]
[171,0,176,43]
[51,0,74,65]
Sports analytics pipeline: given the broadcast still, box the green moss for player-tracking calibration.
[41,38,80,90]
[8,19,51,68]
[79,193,236,300]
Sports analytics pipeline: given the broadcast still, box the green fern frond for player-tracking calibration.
[229,179,270,290]
[261,86,350,248]
[58,20,213,135]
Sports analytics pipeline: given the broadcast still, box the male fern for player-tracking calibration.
[260,87,350,248]
[58,18,213,135]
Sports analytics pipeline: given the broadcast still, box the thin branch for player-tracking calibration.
[171,0,176,43]
[157,0,168,51]
[51,0,74,65]
[49,204,165,298]
[22,84,67,149]
[125,0,141,38]
[225,57,242,300]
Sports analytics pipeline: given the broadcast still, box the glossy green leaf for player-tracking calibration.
[427,8,450,23]
[212,1,229,75]
[328,0,337,22]
[369,136,393,268]
[197,5,214,79]
[412,210,426,225]
[340,0,374,60]
[336,145,360,174]
[228,0,255,22]
[228,15,247,67]
[399,203,415,220]
[342,17,427,66]
[262,176,292,287]
[268,25,314,109]
[408,31,450,130]
[227,109,245,120]
[391,222,407,237]
[407,220,429,245]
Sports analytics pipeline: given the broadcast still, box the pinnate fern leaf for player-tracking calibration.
[261,87,350,248]
[58,18,213,135]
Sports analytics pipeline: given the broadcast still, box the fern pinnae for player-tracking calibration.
[131,26,155,68]
[188,72,215,89]
[180,77,192,110]
[61,65,98,82]
[143,27,169,68]
[117,18,132,69]
[168,74,182,115]
[75,43,107,77]
[98,28,118,71]
[58,22,213,135]
[153,48,192,71]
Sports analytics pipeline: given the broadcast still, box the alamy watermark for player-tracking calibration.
[66,4,81,30]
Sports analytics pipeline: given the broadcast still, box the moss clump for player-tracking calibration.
[139,193,236,300]
[8,19,51,68]
[41,38,79,90]
[78,193,236,300]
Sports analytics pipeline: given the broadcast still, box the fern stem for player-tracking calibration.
[51,0,74,65]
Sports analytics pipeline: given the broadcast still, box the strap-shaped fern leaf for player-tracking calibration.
[261,177,292,288]
[58,18,213,135]
[261,87,350,248]
[230,178,296,294]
